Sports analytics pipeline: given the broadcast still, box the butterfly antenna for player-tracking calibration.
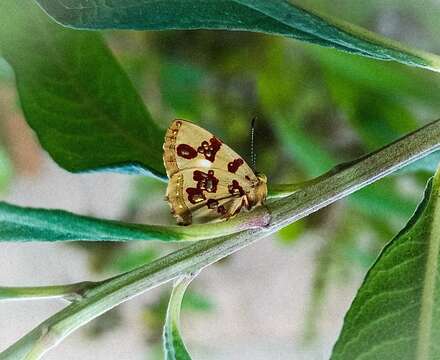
[250,116,257,171]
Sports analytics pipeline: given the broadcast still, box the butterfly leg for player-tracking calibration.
[224,197,247,220]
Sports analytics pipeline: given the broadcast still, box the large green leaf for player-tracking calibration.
[331,168,440,360]
[0,201,257,242]
[34,0,440,72]
[163,275,194,360]
[0,0,166,179]
[0,201,180,242]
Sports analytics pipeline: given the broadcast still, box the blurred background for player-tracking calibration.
[1,0,440,358]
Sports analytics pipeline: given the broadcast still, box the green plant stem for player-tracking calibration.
[1,119,439,360]
[0,282,96,302]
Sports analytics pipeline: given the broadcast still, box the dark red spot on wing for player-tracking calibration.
[245,175,251,181]
[193,170,219,193]
[197,137,222,162]
[186,170,219,204]
[186,188,206,204]
[228,180,245,197]
[228,158,244,173]
[177,144,197,159]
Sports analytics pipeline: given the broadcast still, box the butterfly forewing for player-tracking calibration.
[163,119,266,225]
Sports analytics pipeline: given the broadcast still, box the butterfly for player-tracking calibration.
[163,119,268,225]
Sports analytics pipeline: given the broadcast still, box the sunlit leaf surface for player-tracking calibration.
[0,0,166,179]
[35,0,440,72]
[332,168,440,359]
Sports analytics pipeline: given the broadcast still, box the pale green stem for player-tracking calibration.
[163,273,196,359]
[1,119,439,360]
[0,282,96,302]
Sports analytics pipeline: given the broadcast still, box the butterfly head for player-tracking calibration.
[255,172,267,184]
[248,172,267,207]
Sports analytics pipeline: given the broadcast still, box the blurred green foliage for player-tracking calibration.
[0,147,11,194]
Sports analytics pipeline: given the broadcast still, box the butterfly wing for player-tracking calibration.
[164,119,257,180]
[167,168,253,225]
[163,119,259,225]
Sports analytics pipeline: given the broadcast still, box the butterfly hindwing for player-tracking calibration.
[167,168,253,224]
[164,119,267,225]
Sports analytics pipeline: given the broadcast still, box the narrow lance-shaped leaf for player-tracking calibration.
[331,166,440,360]
[0,0,166,179]
[34,0,440,72]
[0,201,270,242]
[163,274,195,360]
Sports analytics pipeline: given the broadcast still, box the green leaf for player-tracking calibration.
[0,0,166,179]
[163,275,195,360]
[34,0,440,72]
[0,57,14,82]
[0,201,180,242]
[331,167,440,360]
[0,147,12,194]
[0,201,264,242]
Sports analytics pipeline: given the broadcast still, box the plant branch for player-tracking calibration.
[1,119,439,359]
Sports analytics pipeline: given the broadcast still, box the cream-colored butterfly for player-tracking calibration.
[163,119,268,225]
